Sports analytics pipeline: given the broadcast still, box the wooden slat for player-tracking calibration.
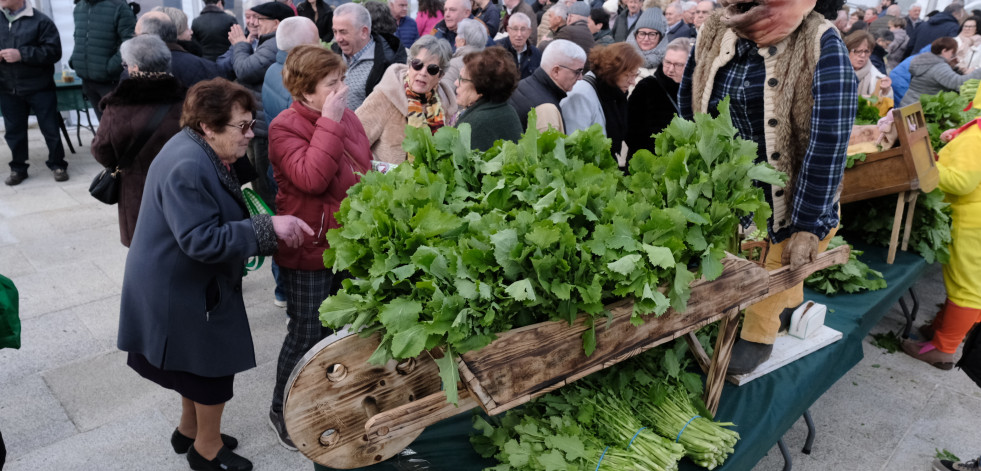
[684,332,711,375]
[703,307,741,415]
[364,389,477,442]
[762,245,851,297]
[459,256,769,415]
[901,191,919,251]
[888,191,905,264]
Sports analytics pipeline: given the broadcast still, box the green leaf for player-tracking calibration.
[642,244,675,269]
[391,324,428,358]
[378,298,423,331]
[607,254,642,276]
[582,318,597,356]
[505,279,537,301]
[319,291,363,328]
[435,347,461,404]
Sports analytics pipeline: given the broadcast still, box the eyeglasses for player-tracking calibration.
[458,77,473,83]
[636,30,661,40]
[559,64,584,77]
[226,119,256,135]
[507,25,531,33]
[662,60,687,70]
[410,58,442,76]
[850,49,871,56]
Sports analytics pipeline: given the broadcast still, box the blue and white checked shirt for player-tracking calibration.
[680,29,857,243]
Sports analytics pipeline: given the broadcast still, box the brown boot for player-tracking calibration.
[901,339,954,370]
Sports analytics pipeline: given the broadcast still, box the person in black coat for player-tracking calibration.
[0,0,67,185]
[191,0,237,61]
[508,39,586,130]
[297,0,333,42]
[131,12,223,88]
[626,39,690,161]
[904,4,966,59]
[496,12,542,79]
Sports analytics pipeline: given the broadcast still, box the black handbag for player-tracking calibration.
[89,103,172,205]
[956,323,981,389]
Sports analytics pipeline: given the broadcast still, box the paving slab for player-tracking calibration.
[14,259,120,319]
[72,294,123,350]
[0,308,103,385]
[0,373,76,461]
[882,385,981,470]
[0,245,35,278]
[0,184,82,219]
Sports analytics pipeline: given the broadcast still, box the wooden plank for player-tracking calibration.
[902,191,919,252]
[684,332,711,375]
[703,307,740,415]
[888,191,905,264]
[364,389,478,442]
[459,256,770,415]
[760,245,851,296]
[726,326,843,385]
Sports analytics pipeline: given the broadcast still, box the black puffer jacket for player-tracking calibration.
[297,0,333,43]
[508,67,567,129]
[0,6,61,95]
[70,0,135,83]
[191,5,237,61]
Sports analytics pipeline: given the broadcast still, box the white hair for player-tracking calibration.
[681,0,696,11]
[334,3,372,31]
[277,17,320,51]
[886,4,901,16]
[550,3,569,20]
[457,18,488,47]
[665,2,681,13]
[510,12,532,28]
[540,39,586,69]
[448,0,473,11]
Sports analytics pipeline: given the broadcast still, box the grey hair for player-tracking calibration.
[664,2,681,13]
[885,4,900,16]
[510,11,532,28]
[409,35,453,70]
[277,17,320,51]
[448,0,473,11]
[120,34,172,73]
[153,6,189,37]
[550,3,569,20]
[457,19,488,48]
[665,37,691,54]
[540,39,586,70]
[139,14,178,43]
[334,3,372,31]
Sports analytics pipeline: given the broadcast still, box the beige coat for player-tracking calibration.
[355,63,459,164]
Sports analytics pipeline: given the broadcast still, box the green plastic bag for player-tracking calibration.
[0,274,20,350]
[243,188,273,275]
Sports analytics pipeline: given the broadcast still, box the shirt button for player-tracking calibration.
[768,118,778,127]
[768,46,778,56]
[743,80,751,87]
[768,78,778,87]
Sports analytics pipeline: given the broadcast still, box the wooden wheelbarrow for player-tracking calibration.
[282,246,850,468]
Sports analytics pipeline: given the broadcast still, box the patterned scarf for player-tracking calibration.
[404,74,445,134]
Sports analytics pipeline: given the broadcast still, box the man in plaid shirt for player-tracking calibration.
[680,0,856,374]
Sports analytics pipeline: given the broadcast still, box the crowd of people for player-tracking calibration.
[3,0,981,470]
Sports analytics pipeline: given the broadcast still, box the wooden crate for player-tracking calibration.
[841,103,939,263]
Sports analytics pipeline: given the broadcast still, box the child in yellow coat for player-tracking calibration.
[902,115,981,369]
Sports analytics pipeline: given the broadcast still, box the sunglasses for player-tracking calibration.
[226,119,256,135]
[410,58,442,76]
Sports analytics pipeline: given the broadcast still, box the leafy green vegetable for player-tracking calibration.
[804,235,886,295]
[936,448,961,462]
[841,188,952,264]
[855,96,883,126]
[919,91,981,151]
[846,152,867,169]
[870,330,902,353]
[320,99,785,403]
[960,79,979,101]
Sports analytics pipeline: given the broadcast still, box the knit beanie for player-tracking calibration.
[634,7,667,35]
[569,1,590,18]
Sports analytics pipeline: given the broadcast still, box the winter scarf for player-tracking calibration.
[404,73,445,134]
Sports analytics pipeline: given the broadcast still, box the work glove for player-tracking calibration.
[781,231,819,270]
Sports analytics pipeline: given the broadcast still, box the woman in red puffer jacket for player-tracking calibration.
[265,44,371,446]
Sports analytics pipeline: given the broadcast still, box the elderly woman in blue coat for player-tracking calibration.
[117,78,312,471]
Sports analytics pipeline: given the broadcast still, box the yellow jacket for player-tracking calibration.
[936,121,981,308]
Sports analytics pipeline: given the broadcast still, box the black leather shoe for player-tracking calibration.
[171,428,239,454]
[52,168,69,182]
[187,445,252,471]
[5,172,27,186]
[727,339,774,375]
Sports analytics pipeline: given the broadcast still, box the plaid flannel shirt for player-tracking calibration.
[680,29,857,243]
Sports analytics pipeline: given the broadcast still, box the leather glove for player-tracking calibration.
[781,231,820,270]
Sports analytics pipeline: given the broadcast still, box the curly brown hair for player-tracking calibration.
[181,77,256,134]
[588,43,643,87]
[462,46,520,103]
[282,45,347,100]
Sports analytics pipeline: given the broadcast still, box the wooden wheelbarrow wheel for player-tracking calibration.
[283,331,443,468]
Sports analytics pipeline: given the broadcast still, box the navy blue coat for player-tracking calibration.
[497,37,541,80]
[117,128,278,377]
[905,12,960,59]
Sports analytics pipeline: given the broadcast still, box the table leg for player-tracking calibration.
[703,307,740,416]
[899,287,920,339]
[777,438,793,471]
[802,409,815,454]
[75,109,82,146]
[58,113,76,154]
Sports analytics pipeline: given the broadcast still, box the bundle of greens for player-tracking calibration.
[804,235,886,295]
[854,96,883,125]
[919,91,980,151]
[840,188,952,264]
[960,79,979,101]
[471,342,740,470]
[319,99,785,403]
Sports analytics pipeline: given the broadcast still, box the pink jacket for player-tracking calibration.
[416,10,444,36]
[268,101,372,271]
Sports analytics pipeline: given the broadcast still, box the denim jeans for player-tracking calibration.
[0,89,67,175]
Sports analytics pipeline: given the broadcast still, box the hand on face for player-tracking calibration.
[321,82,349,122]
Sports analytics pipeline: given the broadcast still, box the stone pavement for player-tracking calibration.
[1,123,980,471]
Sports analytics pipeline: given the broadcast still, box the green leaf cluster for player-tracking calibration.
[854,96,883,126]
[319,99,784,403]
[472,342,739,470]
[841,188,952,264]
[804,235,887,295]
[960,79,979,101]
[919,91,981,151]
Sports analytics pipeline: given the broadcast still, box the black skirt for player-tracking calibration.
[127,352,234,405]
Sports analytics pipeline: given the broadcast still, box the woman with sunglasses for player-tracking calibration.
[265,45,371,450]
[561,42,643,169]
[454,46,523,150]
[356,35,458,163]
[117,77,313,471]
[92,35,186,247]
